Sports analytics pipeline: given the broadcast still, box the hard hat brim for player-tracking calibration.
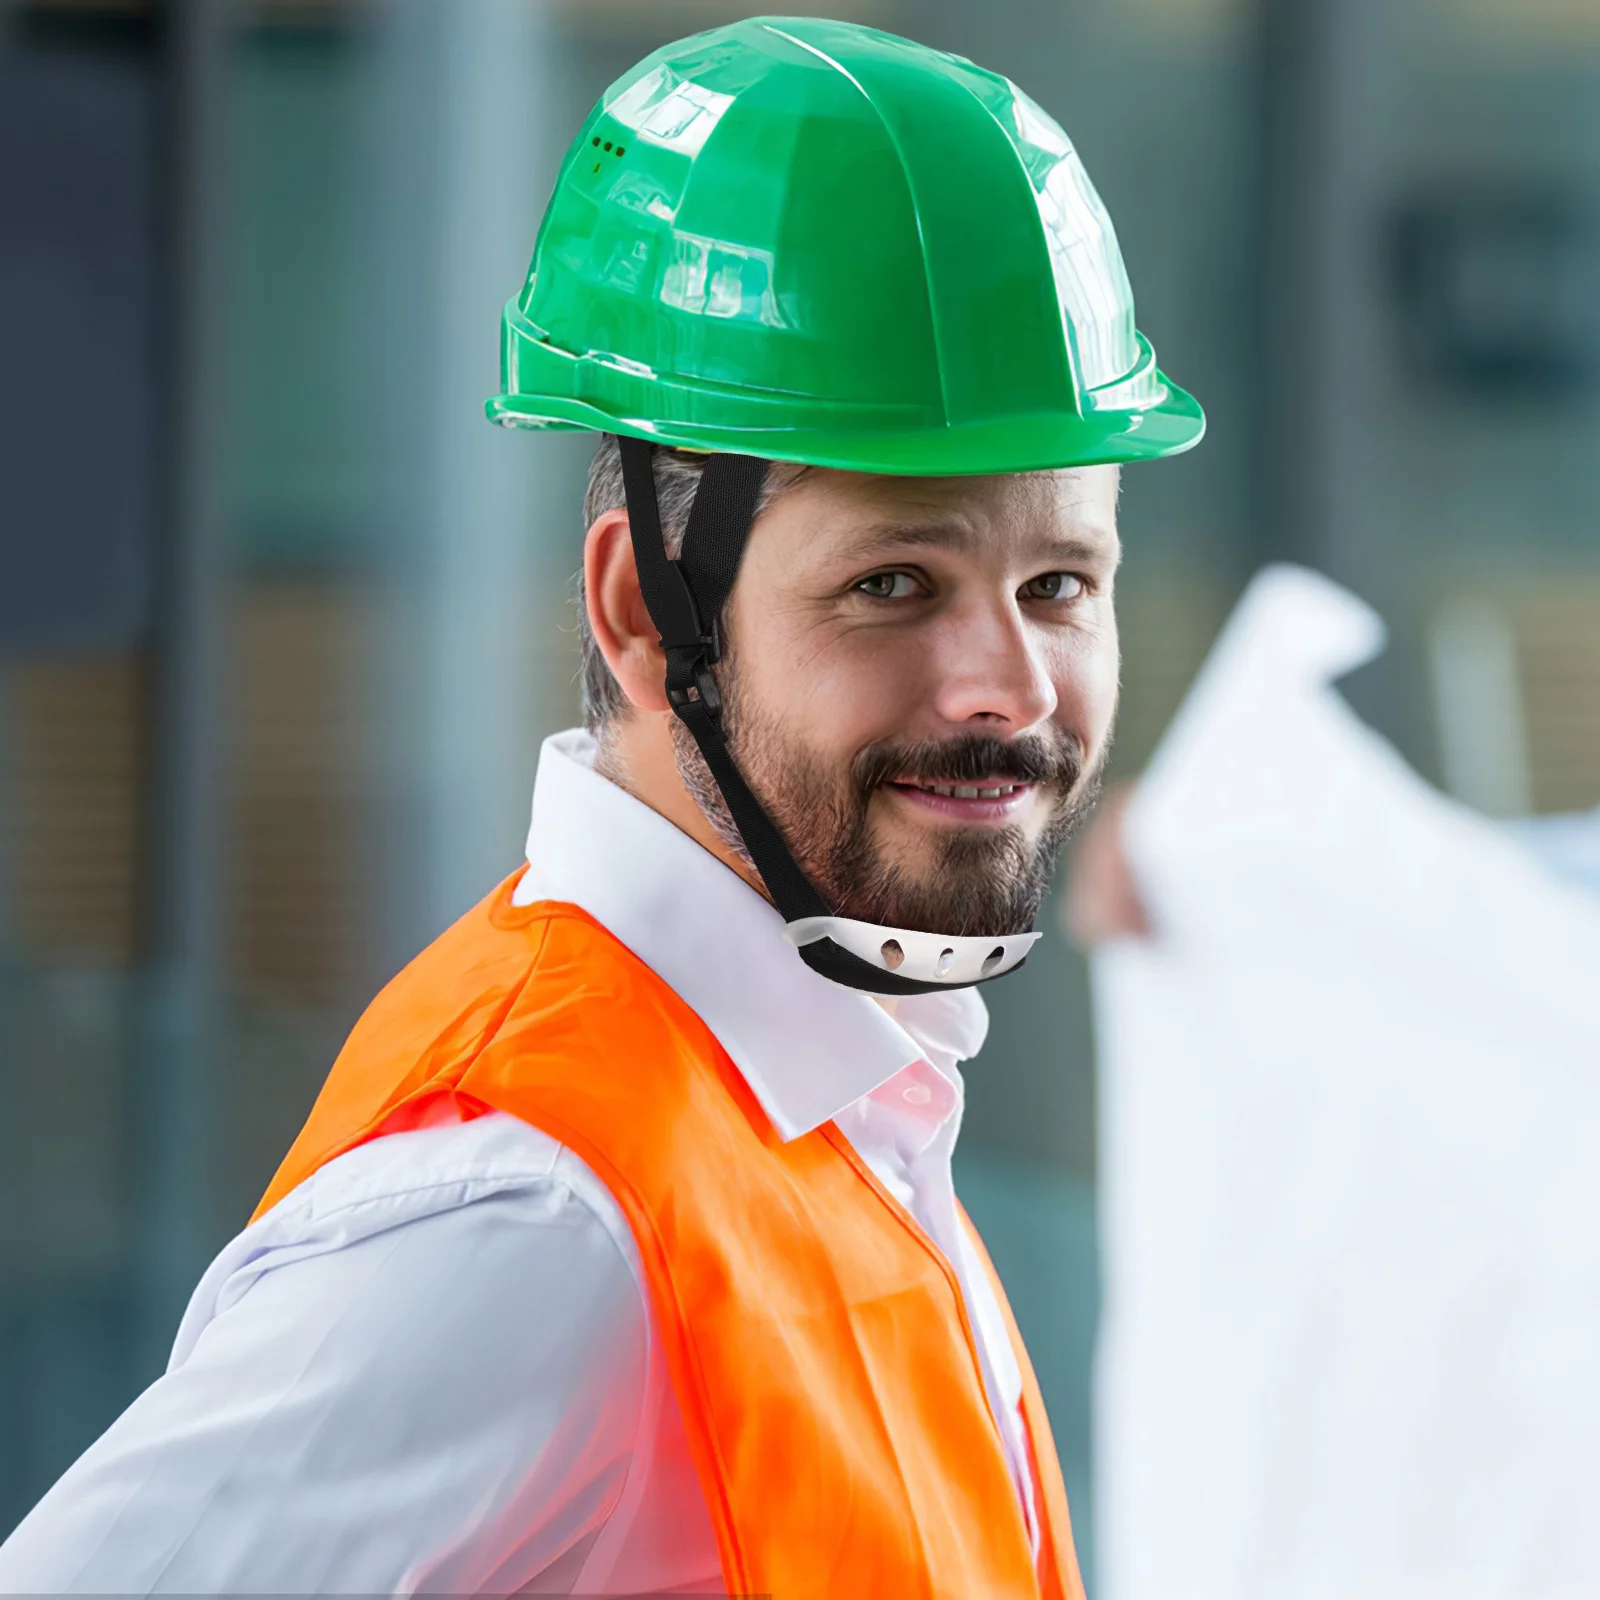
[485,379,1204,478]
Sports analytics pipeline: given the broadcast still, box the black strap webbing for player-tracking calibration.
[678,450,769,653]
[617,434,703,657]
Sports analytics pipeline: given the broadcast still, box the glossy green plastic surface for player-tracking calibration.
[487,17,1204,475]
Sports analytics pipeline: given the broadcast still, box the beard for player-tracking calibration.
[670,657,1105,938]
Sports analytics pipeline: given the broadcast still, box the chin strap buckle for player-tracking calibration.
[662,588,723,721]
[665,653,723,719]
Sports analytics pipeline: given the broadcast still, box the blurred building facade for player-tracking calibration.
[1,0,1597,1573]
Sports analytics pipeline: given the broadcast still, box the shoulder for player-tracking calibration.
[176,1110,644,1363]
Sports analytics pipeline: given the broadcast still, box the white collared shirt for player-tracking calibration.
[0,730,1035,1596]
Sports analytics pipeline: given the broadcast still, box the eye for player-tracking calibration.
[854,571,924,600]
[1022,572,1084,601]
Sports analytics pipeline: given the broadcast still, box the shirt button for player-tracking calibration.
[902,1082,933,1106]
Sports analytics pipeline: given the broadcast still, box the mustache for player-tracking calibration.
[851,731,1085,795]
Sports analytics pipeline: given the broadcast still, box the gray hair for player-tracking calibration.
[577,434,809,733]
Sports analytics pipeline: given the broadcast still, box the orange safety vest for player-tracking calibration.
[258,872,1087,1600]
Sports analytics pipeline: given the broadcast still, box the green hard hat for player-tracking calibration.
[487,16,1203,475]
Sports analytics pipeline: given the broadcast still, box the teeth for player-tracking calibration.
[910,781,1022,799]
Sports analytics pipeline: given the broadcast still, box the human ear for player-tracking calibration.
[583,508,670,714]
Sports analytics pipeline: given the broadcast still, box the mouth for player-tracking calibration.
[884,776,1037,824]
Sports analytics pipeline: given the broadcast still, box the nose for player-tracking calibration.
[928,595,1058,732]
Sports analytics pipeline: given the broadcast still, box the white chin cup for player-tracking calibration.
[784,915,1040,986]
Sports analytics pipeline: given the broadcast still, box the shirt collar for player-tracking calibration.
[515,728,990,1142]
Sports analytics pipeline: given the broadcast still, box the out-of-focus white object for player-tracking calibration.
[1094,565,1600,1600]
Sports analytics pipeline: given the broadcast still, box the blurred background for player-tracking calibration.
[2,0,1599,1580]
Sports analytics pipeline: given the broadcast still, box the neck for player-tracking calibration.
[595,708,770,901]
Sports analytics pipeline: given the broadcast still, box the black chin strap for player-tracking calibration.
[617,434,1022,997]
[618,435,829,924]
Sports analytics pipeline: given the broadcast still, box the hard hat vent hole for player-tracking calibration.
[935,947,955,978]
[880,939,905,970]
[981,945,1007,975]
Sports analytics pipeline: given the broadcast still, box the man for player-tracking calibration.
[0,18,1200,1596]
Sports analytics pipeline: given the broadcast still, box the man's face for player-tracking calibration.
[673,465,1122,936]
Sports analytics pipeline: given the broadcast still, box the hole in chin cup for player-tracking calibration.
[981,945,1007,975]
[880,939,905,970]
[935,947,955,978]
